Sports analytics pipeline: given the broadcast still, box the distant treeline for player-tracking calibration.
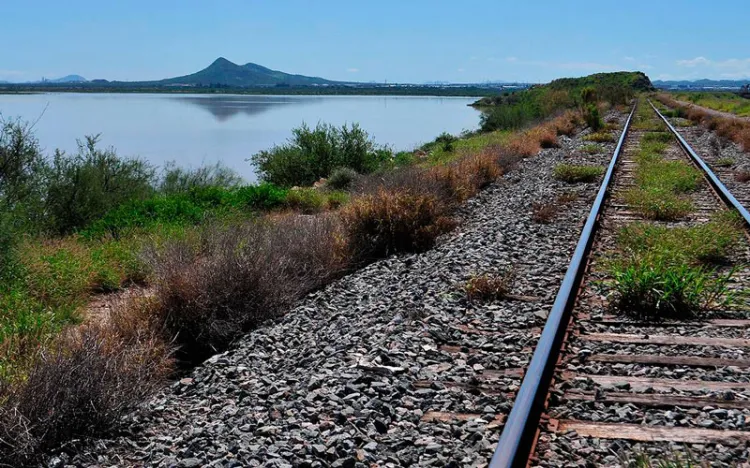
[0,83,511,97]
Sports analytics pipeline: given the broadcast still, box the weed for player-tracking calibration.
[624,187,693,221]
[341,190,454,264]
[618,212,742,265]
[285,188,326,214]
[608,254,734,319]
[531,202,556,223]
[465,270,514,303]
[582,132,615,143]
[553,164,604,183]
[715,158,734,167]
[557,192,579,204]
[736,171,750,183]
[580,144,601,154]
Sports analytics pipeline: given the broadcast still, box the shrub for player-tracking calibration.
[285,188,326,214]
[465,271,513,303]
[0,312,171,466]
[251,123,391,187]
[146,215,346,361]
[583,104,603,131]
[159,161,243,194]
[326,167,359,191]
[0,119,46,215]
[553,164,604,183]
[341,190,454,264]
[45,136,156,235]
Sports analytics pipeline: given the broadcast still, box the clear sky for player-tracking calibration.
[2,0,748,84]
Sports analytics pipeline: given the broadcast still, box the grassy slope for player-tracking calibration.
[672,91,750,117]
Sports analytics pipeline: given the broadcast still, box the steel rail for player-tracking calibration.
[650,100,750,226]
[488,105,636,468]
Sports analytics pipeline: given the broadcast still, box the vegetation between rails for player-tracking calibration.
[623,104,700,221]
[605,102,741,319]
[607,212,742,320]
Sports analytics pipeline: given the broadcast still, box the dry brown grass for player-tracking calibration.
[531,202,556,223]
[736,171,750,183]
[0,307,171,466]
[341,189,455,265]
[465,270,514,303]
[145,215,347,361]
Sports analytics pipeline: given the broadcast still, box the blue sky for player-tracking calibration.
[2,0,748,83]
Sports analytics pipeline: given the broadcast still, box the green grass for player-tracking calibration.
[624,187,694,221]
[674,91,750,117]
[581,143,602,154]
[618,212,743,265]
[624,104,701,220]
[608,254,734,319]
[553,164,605,183]
[715,157,735,167]
[424,130,511,165]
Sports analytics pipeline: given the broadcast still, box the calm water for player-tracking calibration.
[0,93,481,181]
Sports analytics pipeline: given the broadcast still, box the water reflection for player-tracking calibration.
[175,95,321,122]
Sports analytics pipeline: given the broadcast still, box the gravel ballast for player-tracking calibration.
[57,118,624,468]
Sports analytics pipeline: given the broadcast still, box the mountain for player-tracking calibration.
[47,75,88,83]
[159,57,336,87]
[654,78,750,89]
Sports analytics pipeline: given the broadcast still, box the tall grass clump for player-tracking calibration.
[607,213,741,320]
[159,161,243,194]
[251,123,392,187]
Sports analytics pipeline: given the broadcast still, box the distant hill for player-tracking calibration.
[49,75,88,83]
[159,58,336,87]
[655,78,750,89]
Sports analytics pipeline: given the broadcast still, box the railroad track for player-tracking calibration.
[489,100,750,467]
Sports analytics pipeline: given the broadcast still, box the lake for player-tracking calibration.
[0,93,481,182]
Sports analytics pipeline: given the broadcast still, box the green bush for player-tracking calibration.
[82,183,288,238]
[583,104,603,131]
[285,188,326,214]
[326,167,359,191]
[45,136,155,235]
[159,161,243,194]
[251,123,392,187]
[553,164,604,183]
